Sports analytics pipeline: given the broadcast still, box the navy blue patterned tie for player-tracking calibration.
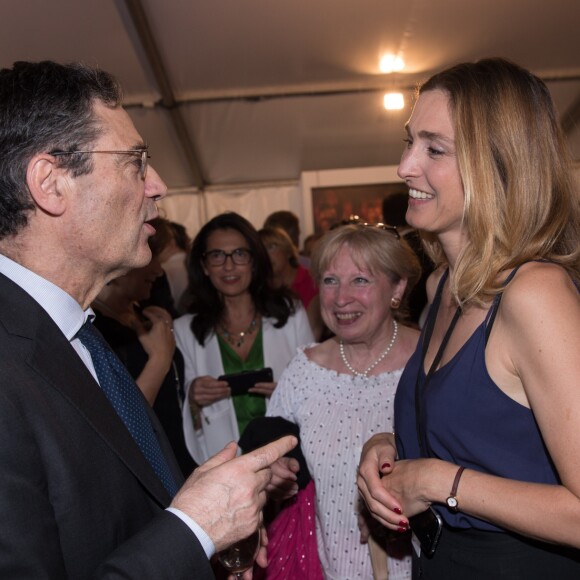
[76,320,179,497]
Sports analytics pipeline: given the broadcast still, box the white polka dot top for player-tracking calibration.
[267,345,412,580]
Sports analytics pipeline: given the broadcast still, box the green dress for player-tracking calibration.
[217,327,267,436]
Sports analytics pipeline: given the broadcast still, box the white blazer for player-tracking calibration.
[174,304,314,464]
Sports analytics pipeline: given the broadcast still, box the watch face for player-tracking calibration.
[447,497,458,509]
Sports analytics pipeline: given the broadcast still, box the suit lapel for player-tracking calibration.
[0,274,173,506]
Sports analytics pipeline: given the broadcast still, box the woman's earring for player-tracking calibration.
[391,297,401,309]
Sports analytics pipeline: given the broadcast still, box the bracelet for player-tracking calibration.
[445,466,465,513]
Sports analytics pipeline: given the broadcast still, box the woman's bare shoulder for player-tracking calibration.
[498,262,579,334]
[502,262,577,307]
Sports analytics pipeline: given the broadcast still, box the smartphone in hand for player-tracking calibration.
[409,507,443,557]
[218,368,274,396]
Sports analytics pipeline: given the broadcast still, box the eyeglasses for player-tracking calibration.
[203,248,253,266]
[51,148,150,180]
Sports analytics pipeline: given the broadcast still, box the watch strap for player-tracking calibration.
[446,465,465,512]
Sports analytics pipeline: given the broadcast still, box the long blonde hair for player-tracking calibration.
[419,58,580,307]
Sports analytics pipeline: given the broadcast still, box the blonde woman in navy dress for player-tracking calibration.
[358,58,580,579]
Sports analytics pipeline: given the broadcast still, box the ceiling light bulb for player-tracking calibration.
[379,55,405,74]
[384,93,404,110]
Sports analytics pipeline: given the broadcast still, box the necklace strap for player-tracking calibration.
[414,270,461,457]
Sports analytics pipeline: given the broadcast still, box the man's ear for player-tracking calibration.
[26,154,68,217]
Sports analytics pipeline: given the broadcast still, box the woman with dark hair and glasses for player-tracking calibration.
[174,212,314,464]
[265,224,421,579]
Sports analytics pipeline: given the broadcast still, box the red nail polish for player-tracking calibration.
[381,462,391,470]
[399,520,408,528]
[393,507,402,515]
[397,527,407,533]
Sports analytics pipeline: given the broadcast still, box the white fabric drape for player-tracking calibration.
[158,183,304,241]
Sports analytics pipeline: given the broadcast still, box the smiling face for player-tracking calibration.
[319,245,404,346]
[397,89,466,243]
[202,228,254,298]
[65,101,167,282]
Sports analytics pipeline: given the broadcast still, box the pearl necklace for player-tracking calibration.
[339,320,398,378]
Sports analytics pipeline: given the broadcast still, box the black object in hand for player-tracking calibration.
[409,507,443,557]
[218,367,274,396]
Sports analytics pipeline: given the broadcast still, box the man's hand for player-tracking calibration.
[171,436,297,551]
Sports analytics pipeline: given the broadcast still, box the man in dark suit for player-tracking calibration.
[0,61,297,579]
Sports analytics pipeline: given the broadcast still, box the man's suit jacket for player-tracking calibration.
[0,273,214,579]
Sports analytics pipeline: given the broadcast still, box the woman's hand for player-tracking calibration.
[265,457,299,500]
[133,306,176,405]
[249,381,277,398]
[357,432,407,530]
[189,375,230,407]
[379,458,438,518]
[136,306,175,373]
[361,451,453,528]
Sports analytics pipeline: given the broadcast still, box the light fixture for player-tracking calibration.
[383,92,404,110]
[379,54,405,74]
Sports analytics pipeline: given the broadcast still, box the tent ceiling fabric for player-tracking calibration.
[1,0,580,191]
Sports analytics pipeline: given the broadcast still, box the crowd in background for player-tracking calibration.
[94,204,425,579]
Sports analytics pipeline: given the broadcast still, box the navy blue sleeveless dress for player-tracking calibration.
[394,267,580,578]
